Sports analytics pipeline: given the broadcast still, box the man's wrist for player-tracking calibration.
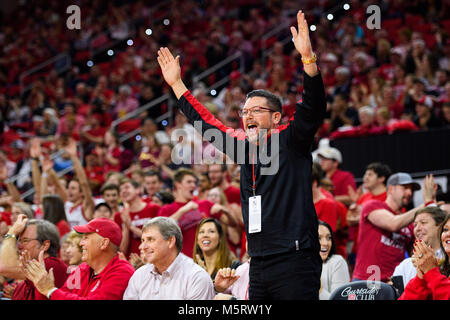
[3,233,18,240]
[424,200,436,207]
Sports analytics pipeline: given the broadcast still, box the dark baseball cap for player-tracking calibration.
[386,172,421,191]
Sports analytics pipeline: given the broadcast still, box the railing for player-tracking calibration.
[19,53,71,96]
[111,93,172,128]
[192,52,244,89]
[5,149,66,185]
[114,52,245,143]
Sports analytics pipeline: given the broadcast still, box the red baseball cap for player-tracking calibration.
[74,218,122,247]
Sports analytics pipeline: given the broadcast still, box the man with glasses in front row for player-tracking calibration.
[0,214,68,299]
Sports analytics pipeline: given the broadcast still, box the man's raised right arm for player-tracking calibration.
[157,47,246,162]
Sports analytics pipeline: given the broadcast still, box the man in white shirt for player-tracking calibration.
[123,216,214,300]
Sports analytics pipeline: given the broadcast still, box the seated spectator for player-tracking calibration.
[208,164,241,205]
[113,84,139,119]
[97,130,122,175]
[130,169,145,187]
[214,262,250,300]
[413,96,442,129]
[138,134,160,169]
[332,67,352,99]
[35,108,58,137]
[21,218,135,300]
[104,171,126,189]
[356,106,379,135]
[92,202,114,220]
[206,187,241,226]
[158,168,217,258]
[318,146,356,205]
[64,230,83,273]
[151,191,174,207]
[399,213,450,300]
[353,173,434,282]
[327,93,359,134]
[80,114,106,147]
[59,233,72,266]
[0,215,68,300]
[56,103,85,138]
[312,163,338,231]
[318,220,350,300]
[393,206,447,288]
[142,170,163,202]
[439,102,450,126]
[196,172,212,201]
[96,183,121,215]
[83,152,105,193]
[193,218,239,279]
[42,194,71,238]
[10,202,35,225]
[123,217,214,300]
[403,77,429,118]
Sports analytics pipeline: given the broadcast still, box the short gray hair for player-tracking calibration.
[13,202,34,219]
[142,217,183,253]
[27,219,61,257]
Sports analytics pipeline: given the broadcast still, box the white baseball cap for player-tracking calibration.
[317,147,342,163]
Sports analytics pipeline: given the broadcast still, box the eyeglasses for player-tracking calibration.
[18,237,39,244]
[238,106,277,117]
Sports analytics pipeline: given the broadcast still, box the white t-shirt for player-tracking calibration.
[64,201,89,228]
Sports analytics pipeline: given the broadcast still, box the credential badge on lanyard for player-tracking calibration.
[248,195,261,233]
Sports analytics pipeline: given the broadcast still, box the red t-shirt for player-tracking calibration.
[0,211,11,225]
[103,147,121,174]
[224,185,241,205]
[158,200,219,257]
[57,220,72,238]
[357,191,387,206]
[330,169,356,196]
[314,197,338,231]
[114,202,160,257]
[12,257,68,300]
[353,200,414,281]
[350,191,388,254]
[85,166,105,186]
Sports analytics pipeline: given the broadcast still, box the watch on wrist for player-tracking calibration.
[301,52,317,65]
[3,233,17,240]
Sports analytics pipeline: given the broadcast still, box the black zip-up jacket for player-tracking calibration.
[176,71,326,257]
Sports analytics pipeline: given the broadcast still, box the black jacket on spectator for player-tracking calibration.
[176,71,326,257]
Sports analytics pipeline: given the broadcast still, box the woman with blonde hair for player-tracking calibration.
[193,218,240,279]
[64,230,83,273]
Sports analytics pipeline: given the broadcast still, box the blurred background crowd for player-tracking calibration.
[0,0,450,300]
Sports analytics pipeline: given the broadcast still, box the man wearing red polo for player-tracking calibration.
[20,218,135,300]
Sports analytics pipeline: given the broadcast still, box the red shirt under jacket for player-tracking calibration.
[50,255,135,300]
